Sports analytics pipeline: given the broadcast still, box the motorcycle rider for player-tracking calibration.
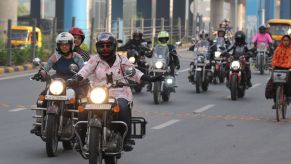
[30,32,85,135]
[67,32,163,151]
[147,31,180,91]
[117,29,152,58]
[224,31,253,87]
[252,25,273,57]
[69,27,90,61]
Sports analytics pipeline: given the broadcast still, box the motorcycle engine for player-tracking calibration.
[105,132,122,153]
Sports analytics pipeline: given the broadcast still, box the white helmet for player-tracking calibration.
[55,32,75,52]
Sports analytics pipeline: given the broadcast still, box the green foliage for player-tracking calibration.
[18,4,29,17]
[12,47,31,65]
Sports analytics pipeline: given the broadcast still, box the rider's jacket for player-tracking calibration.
[78,54,144,102]
[75,47,90,62]
[272,43,291,68]
[118,39,151,57]
[167,44,180,67]
[43,52,84,79]
[227,42,249,57]
[252,33,273,48]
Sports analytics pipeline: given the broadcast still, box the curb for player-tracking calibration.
[0,64,36,75]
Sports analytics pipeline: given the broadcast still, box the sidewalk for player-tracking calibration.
[0,64,36,76]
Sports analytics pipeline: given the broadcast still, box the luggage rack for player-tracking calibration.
[130,117,147,139]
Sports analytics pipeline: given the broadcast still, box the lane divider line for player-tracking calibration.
[178,68,190,73]
[8,108,27,112]
[151,119,180,130]
[193,104,215,114]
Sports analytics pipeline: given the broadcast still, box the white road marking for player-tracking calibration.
[178,68,190,73]
[251,83,261,89]
[8,108,27,112]
[193,104,215,113]
[151,119,180,130]
[0,73,35,81]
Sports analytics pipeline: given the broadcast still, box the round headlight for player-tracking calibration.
[49,80,65,95]
[166,78,173,84]
[155,61,163,69]
[90,87,107,104]
[230,61,240,70]
[128,57,136,64]
[215,51,221,58]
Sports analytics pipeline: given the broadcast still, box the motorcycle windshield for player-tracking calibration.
[195,40,209,55]
[152,44,169,65]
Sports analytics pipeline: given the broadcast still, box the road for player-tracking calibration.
[0,50,290,164]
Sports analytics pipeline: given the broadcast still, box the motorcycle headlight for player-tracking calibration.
[230,61,240,70]
[49,80,65,95]
[215,51,221,58]
[166,78,173,84]
[155,61,164,69]
[128,57,136,64]
[90,87,108,104]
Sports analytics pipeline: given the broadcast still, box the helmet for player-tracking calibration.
[132,29,143,41]
[259,25,267,33]
[157,31,170,45]
[96,32,117,59]
[69,27,85,43]
[55,32,75,53]
[234,31,246,43]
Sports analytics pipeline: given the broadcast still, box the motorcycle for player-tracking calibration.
[188,41,212,93]
[226,47,249,100]
[149,44,176,104]
[74,67,147,164]
[254,42,270,74]
[30,58,86,157]
[127,49,149,93]
[212,38,227,84]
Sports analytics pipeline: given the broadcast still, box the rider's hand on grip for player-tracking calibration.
[67,74,83,87]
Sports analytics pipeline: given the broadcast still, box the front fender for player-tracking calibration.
[89,118,102,128]
[47,102,59,114]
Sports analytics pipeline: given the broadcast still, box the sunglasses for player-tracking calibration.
[283,39,290,42]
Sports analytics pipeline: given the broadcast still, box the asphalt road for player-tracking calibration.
[0,50,290,164]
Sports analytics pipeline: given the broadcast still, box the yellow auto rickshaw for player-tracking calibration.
[267,19,291,46]
[10,25,42,48]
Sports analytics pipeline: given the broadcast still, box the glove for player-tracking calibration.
[141,74,164,82]
[31,72,43,81]
[67,74,83,87]
[176,65,180,70]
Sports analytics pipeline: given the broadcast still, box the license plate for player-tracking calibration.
[85,104,112,110]
[45,95,68,100]
[196,67,202,71]
[151,69,166,73]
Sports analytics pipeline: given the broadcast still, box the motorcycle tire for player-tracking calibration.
[104,156,118,164]
[238,88,245,98]
[275,87,285,122]
[46,114,59,157]
[202,80,209,91]
[62,141,73,150]
[230,75,238,101]
[89,127,102,164]
[259,55,264,75]
[195,73,201,93]
[153,81,162,104]
[219,68,225,83]
[162,91,170,102]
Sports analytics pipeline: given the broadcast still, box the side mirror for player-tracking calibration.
[32,58,41,66]
[125,67,136,77]
[69,64,79,74]
[117,39,123,44]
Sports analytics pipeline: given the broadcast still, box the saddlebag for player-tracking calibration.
[265,78,274,99]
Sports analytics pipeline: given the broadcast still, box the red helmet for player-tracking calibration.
[69,27,85,43]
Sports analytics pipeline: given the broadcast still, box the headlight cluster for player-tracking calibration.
[155,61,164,69]
[230,61,240,70]
[197,56,205,63]
[128,57,136,64]
[49,80,65,95]
[90,87,108,104]
[215,51,221,58]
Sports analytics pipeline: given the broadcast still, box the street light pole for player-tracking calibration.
[107,0,112,32]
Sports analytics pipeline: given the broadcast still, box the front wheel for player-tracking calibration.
[89,127,102,164]
[46,114,59,157]
[195,73,201,93]
[259,55,264,74]
[104,156,118,164]
[230,75,238,101]
[275,86,286,122]
[153,81,161,104]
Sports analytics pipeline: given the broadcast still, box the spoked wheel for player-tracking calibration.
[275,86,286,122]
[89,127,102,164]
[46,114,59,157]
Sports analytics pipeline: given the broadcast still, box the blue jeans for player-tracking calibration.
[117,98,131,141]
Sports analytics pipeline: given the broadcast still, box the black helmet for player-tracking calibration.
[132,29,143,41]
[259,25,267,34]
[96,32,117,59]
[234,31,246,43]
